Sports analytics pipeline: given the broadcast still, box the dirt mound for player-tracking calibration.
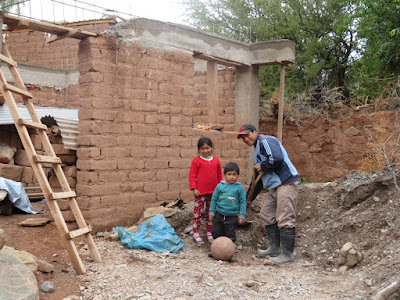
[170,166,400,298]
[297,167,400,293]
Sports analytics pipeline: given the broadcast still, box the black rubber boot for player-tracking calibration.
[269,227,295,264]
[257,223,281,258]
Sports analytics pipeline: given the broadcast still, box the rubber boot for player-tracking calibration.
[269,227,295,264]
[257,223,281,258]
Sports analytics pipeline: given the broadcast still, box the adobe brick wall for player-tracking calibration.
[24,85,80,108]
[6,22,113,70]
[76,35,248,230]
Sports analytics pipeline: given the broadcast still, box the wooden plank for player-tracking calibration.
[66,225,92,240]
[207,61,218,124]
[0,53,17,67]
[255,60,292,66]
[18,118,47,130]
[5,83,32,98]
[1,12,97,39]
[50,191,77,200]
[193,52,243,67]
[277,65,286,142]
[46,29,80,43]
[33,155,62,164]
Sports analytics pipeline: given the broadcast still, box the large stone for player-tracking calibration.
[0,245,38,272]
[37,259,55,273]
[0,253,39,300]
[338,242,362,268]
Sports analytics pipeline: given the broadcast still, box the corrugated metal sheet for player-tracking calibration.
[0,104,79,150]
[54,117,79,150]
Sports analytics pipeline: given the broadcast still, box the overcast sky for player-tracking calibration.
[16,0,186,25]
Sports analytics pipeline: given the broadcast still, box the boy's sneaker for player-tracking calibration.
[207,232,214,243]
[193,233,204,245]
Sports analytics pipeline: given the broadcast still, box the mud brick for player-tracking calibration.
[155,169,180,181]
[143,181,168,193]
[144,159,168,170]
[0,164,23,181]
[156,191,180,202]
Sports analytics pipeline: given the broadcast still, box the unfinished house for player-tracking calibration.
[0,15,295,232]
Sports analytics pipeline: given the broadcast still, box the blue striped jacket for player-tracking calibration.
[254,134,298,190]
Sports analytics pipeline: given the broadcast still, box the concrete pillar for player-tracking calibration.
[234,65,259,184]
[234,65,260,129]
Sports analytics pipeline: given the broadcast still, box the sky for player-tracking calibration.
[12,0,186,25]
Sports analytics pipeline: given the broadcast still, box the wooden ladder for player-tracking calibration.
[0,40,101,275]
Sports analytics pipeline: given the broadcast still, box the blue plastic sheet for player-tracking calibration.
[113,214,183,253]
[0,177,37,214]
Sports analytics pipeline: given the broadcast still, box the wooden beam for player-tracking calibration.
[46,29,80,43]
[0,12,97,39]
[207,61,219,124]
[277,65,286,142]
[194,52,243,67]
[254,60,293,67]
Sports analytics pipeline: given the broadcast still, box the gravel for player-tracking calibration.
[75,233,369,300]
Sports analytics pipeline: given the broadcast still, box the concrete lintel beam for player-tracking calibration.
[250,40,296,66]
[108,18,295,67]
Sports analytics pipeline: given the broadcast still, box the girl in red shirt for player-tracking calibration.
[189,136,222,244]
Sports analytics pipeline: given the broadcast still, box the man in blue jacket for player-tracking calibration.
[237,124,299,264]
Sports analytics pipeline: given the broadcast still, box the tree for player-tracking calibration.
[350,0,400,100]
[1,0,24,15]
[184,0,359,101]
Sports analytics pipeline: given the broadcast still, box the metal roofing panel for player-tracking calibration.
[0,104,78,125]
[0,104,79,150]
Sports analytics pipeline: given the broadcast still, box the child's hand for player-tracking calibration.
[192,189,200,196]
[238,218,245,225]
[209,215,214,222]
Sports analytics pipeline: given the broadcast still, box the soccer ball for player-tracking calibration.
[211,236,235,261]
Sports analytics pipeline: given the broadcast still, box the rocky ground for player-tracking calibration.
[2,167,400,299]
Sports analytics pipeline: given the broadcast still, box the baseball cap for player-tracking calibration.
[237,123,257,139]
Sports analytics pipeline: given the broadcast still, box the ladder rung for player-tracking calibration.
[50,191,77,200]
[5,83,33,98]
[18,118,47,130]
[66,225,92,240]
[26,192,44,197]
[33,155,62,164]
[0,53,17,67]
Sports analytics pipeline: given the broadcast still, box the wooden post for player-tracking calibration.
[0,14,3,54]
[207,60,218,124]
[277,64,286,142]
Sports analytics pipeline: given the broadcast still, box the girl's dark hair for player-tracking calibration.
[224,162,240,175]
[197,136,213,149]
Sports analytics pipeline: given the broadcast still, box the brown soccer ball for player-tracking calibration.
[211,236,235,261]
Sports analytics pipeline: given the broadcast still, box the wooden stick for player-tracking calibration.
[246,166,264,205]
[374,279,400,300]
[277,64,286,142]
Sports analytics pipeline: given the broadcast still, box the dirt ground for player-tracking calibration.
[1,165,400,299]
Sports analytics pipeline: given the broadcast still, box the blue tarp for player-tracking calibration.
[113,214,183,253]
[0,177,37,214]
